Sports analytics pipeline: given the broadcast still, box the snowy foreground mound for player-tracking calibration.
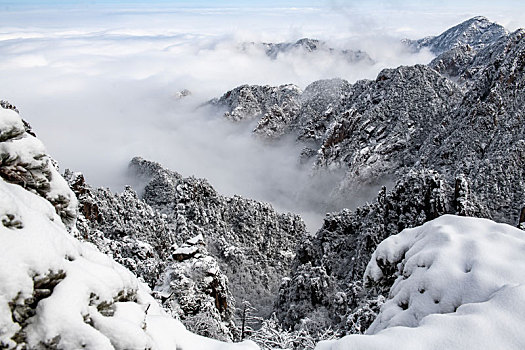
[317,215,525,350]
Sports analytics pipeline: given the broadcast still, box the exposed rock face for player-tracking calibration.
[313,65,462,189]
[0,103,77,228]
[211,84,302,127]
[405,16,508,55]
[291,78,351,145]
[418,28,525,223]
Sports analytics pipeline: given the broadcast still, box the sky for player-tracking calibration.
[1,0,524,230]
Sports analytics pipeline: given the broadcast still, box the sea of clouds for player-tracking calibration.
[1,1,523,231]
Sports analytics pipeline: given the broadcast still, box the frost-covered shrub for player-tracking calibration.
[249,314,338,350]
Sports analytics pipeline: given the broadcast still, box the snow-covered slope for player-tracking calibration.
[0,176,257,350]
[0,104,258,349]
[316,215,525,349]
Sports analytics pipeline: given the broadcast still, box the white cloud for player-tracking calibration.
[0,2,523,231]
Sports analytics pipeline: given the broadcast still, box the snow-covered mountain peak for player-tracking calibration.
[407,16,508,55]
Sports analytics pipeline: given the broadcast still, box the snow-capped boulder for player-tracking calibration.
[316,215,525,349]
[0,104,77,228]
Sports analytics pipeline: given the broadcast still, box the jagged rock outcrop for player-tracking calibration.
[419,28,525,223]
[211,84,302,124]
[241,38,373,64]
[289,78,351,145]
[313,65,463,189]
[155,234,237,341]
[129,156,307,321]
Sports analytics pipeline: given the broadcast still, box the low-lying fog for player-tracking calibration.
[1,1,523,231]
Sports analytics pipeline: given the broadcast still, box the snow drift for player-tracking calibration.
[317,215,525,349]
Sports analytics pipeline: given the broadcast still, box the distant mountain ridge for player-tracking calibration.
[241,37,374,64]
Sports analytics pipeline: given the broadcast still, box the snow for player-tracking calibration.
[316,215,525,350]
[0,176,258,349]
[0,107,78,227]
[0,108,25,139]
[187,233,205,245]
[173,245,200,256]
